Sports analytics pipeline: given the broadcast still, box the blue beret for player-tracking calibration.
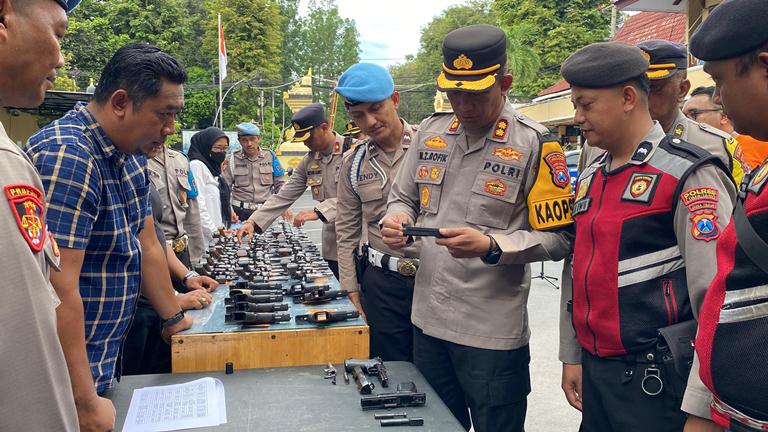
[54,0,81,13]
[336,63,394,105]
[236,122,261,136]
[690,0,768,61]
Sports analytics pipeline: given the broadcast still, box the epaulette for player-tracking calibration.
[514,113,552,139]
[696,121,732,141]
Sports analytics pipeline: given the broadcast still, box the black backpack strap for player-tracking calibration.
[733,198,768,275]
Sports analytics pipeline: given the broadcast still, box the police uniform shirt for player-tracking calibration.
[147,147,205,263]
[336,119,420,291]
[558,123,736,419]
[386,101,573,350]
[0,122,78,431]
[248,132,344,261]
[223,148,286,204]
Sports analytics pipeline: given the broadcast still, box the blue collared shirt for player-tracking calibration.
[25,103,150,393]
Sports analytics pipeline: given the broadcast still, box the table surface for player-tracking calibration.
[107,362,465,431]
[181,282,366,336]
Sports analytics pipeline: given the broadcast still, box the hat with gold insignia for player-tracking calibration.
[342,121,361,136]
[561,42,649,89]
[290,103,327,143]
[436,24,507,93]
[636,40,688,80]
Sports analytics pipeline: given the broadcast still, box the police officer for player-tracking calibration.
[147,145,206,266]
[341,120,367,152]
[687,2,768,431]
[334,63,419,361]
[237,103,344,278]
[0,1,81,430]
[224,122,286,221]
[558,42,736,432]
[382,25,574,432]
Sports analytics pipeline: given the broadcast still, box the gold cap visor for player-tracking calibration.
[436,71,497,93]
[646,63,680,80]
[291,129,312,142]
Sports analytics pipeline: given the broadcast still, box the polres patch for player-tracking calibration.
[4,184,46,252]
[691,211,720,241]
[680,187,719,212]
[544,151,569,189]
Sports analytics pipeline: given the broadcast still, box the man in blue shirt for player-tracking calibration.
[26,44,192,431]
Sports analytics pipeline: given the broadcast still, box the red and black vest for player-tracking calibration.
[697,161,768,430]
[572,137,716,357]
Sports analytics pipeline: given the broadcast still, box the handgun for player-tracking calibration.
[295,310,359,324]
[230,302,289,313]
[300,289,349,305]
[230,311,290,326]
[350,365,375,394]
[344,357,389,388]
[361,382,426,410]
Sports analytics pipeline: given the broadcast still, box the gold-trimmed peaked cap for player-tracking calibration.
[343,121,361,136]
[290,102,327,143]
[437,24,507,93]
[636,40,688,81]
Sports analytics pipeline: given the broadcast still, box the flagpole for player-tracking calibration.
[218,13,224,128]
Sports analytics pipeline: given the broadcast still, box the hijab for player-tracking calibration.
[188,127,232,227]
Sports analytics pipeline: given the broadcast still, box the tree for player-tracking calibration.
[493,0,612,96]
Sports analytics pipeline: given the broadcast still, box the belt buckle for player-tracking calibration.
[172,237,187,253]
[396,258,417,277]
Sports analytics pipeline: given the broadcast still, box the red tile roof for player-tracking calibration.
[537,12,687,97]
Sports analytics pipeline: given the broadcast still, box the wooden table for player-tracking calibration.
[172,285,369,373]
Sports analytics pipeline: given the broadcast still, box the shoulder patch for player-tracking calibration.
[680,187,719,212]
[447,117,461,134]
[4,184,46,252]
[527,140,574,230]
[622,173,660,204]
[691,211,720,241]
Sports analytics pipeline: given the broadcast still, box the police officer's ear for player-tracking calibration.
[620,84,643,113]
[676,77,691,104]
[390,91,401,110]
[0,0,12,42]
[499,74,513,93]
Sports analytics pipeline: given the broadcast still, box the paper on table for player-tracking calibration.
[122,377,227,432]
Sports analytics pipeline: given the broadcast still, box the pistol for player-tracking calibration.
[344,357,389,388]
[361,382,426,411]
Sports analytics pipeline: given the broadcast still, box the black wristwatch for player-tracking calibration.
[483,235,502,263]
[162,310,185,328]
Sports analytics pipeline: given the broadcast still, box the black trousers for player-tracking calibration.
[326,259,339,280]
[581,350,687,432]
[413,326,530,432]
[233,206,255,222]
[122,305,171,375]
[359,265,414,361]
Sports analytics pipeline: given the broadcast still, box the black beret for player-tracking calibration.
[690,0,768,61]
[290,103,327,143]
[637,40,688,80]
[561,42,649,88]
[436,24,507,93]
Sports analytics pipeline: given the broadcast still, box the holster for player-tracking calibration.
[354,244,369,283]
[656,319,697,380]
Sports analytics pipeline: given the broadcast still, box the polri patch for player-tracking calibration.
[4,184,46,252]
[691,211,719,241]
[621,173,659,204]
[680,187,719,212]
[544,151,569,189]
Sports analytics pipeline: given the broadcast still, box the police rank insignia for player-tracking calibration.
[673,124,685,138]
[4,184,46,252]
[691,212,719,241]
[493,147,522,161]
[544,151,569,189]
[425,136,448,149]
[484,178,507,196]
[448,117,460,133]
[420,185,431,207]
[622,172,659,204]
[493,119,509,140]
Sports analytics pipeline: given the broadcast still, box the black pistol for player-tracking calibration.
[295,309,360,324]
[361,382,427,410]
[344,357,389,388]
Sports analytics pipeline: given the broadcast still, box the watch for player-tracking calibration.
[182,270,199,287]
[162,310,185,328]
[483,235,502,263]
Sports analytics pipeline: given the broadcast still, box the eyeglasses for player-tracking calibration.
[684,108,722,120]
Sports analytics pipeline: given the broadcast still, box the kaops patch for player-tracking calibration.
[544,151,569,188]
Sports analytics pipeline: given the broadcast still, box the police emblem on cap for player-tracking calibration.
[425,136,448,149]
[453,54,473,70]
[544,152,569,189]
[485,178,507,196]
[292,122,301,130]
[630,175,653,198]
[691,212,719,241]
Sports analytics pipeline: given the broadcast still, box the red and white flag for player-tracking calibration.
[218,13,228,81]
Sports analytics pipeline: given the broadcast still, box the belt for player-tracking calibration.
[367,246,419,277]
[232,200,262,211]
[170,235,188,253]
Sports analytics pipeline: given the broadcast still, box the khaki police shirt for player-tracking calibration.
[223,148,286,204]
[0,123,78,431]
[336,119,421,291]
[248,133,344,260]
[147,147,206,264]
[557,123,736,419]
[386,101,573,350]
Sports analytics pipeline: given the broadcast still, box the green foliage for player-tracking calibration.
[493,0,612,96]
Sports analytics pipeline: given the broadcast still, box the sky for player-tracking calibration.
[299,0,469,67]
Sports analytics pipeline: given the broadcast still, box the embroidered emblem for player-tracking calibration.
[575,177,591,201]
[544,151,569,188]
[493,119,509,140]
[680,187,719,212]
[752,163,768,188]
[420,185,430,208]
[691,212,720,241]
[453,54,473,70]
[448,117,460,133]
[4,184,46,252]
[307,178,316,186]
[425,135,448,149]
[430,167,441,181]
[312,186,320,197]
[630,175,654,198]
[48,232,59,257]
[310,162,320,170]
[417,165,429,179]
[484,178,507,196]
[292,122,301,130]
[674,124,685,138]
[632,142,653,162]
[493,147,522,161]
